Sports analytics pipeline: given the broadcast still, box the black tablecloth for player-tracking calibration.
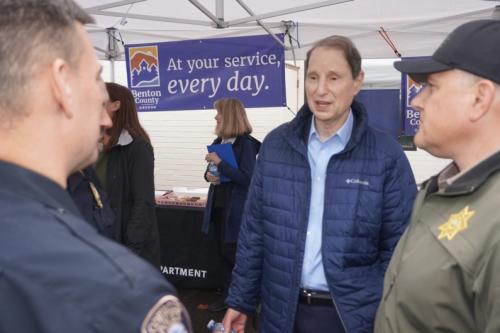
[156,205,224,289]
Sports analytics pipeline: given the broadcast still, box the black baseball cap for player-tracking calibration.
[393,19,500,83]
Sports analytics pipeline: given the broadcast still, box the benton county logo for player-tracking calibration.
[406,76,424,106]
[404,75,424,134]
[129,46,160,88]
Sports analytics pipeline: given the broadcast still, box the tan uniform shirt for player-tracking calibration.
[375,151,500,333]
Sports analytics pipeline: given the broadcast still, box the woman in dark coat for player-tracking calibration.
[202,98,261,311]
[95,82,160,267]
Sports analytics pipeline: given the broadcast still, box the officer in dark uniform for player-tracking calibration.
[68,166,116,240]
[0,162,192,332]
[0,1,192,332]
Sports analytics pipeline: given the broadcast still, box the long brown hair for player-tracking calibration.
[214,98,252,138]
[104,82,151,150]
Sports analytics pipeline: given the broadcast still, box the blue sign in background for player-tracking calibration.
[400,56,427,136]
[355,89,400,139]
[125,34,286,111]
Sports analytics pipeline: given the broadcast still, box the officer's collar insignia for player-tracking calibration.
[141,295,193,333]
[438,206,475,241]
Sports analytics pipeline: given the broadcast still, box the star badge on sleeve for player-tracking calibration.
[438,206,475,241]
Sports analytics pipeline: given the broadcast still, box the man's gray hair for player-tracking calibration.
[0,0,94,120]
[305,35,362,79]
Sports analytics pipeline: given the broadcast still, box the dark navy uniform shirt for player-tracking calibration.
[0,161,191,333]
[67,166,116,240]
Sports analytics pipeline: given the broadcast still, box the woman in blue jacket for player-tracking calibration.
[202,98,260,312]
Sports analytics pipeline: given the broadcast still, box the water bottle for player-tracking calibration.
[208,162,220,177]
[206,319,224,333]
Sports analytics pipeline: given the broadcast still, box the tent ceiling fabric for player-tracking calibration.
[77,0,498,60]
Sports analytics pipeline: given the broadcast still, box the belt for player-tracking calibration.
[298,289,333,306]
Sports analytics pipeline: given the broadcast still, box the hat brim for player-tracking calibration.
[393,58,451,83]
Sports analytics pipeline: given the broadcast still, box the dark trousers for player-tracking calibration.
[293,303,345,333]
[212,208,236,291]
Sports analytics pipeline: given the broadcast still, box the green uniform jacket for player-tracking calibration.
[375,151,500,333]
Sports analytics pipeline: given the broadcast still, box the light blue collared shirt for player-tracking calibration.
[301,110,354,291]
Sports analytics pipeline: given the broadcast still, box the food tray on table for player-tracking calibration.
[155,188,207,209]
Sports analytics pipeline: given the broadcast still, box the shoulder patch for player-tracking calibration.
[141,295,192,333]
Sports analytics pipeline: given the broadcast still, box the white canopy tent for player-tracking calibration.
[75,0,497,189]
[77,0,499,61]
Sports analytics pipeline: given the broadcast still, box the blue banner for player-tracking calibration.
[125,34,286,111]
[355,89,400,139]
[401,57,427,136]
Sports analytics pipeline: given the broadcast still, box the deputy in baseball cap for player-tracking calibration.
[375,19,500,333]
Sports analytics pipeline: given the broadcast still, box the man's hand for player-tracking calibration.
[223,308,247,333]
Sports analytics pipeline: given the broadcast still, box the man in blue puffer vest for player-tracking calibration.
[222,35,417,333]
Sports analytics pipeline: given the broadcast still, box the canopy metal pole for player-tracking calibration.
[110,59,116,83]
[84,0,146,11]
[87,10,211,26]
[106,27,119,82]
[216,0,224,21]
[234,0,286,48]
[94,46,111,58]
[188,0,225,27]
[228,0,353,26]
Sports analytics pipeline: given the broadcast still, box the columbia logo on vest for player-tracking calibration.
[346,178,370,186]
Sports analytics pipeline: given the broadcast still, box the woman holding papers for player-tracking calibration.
[202,98,261,312]
[96,82,161,267]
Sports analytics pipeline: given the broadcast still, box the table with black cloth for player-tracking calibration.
[156,204,224,290]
